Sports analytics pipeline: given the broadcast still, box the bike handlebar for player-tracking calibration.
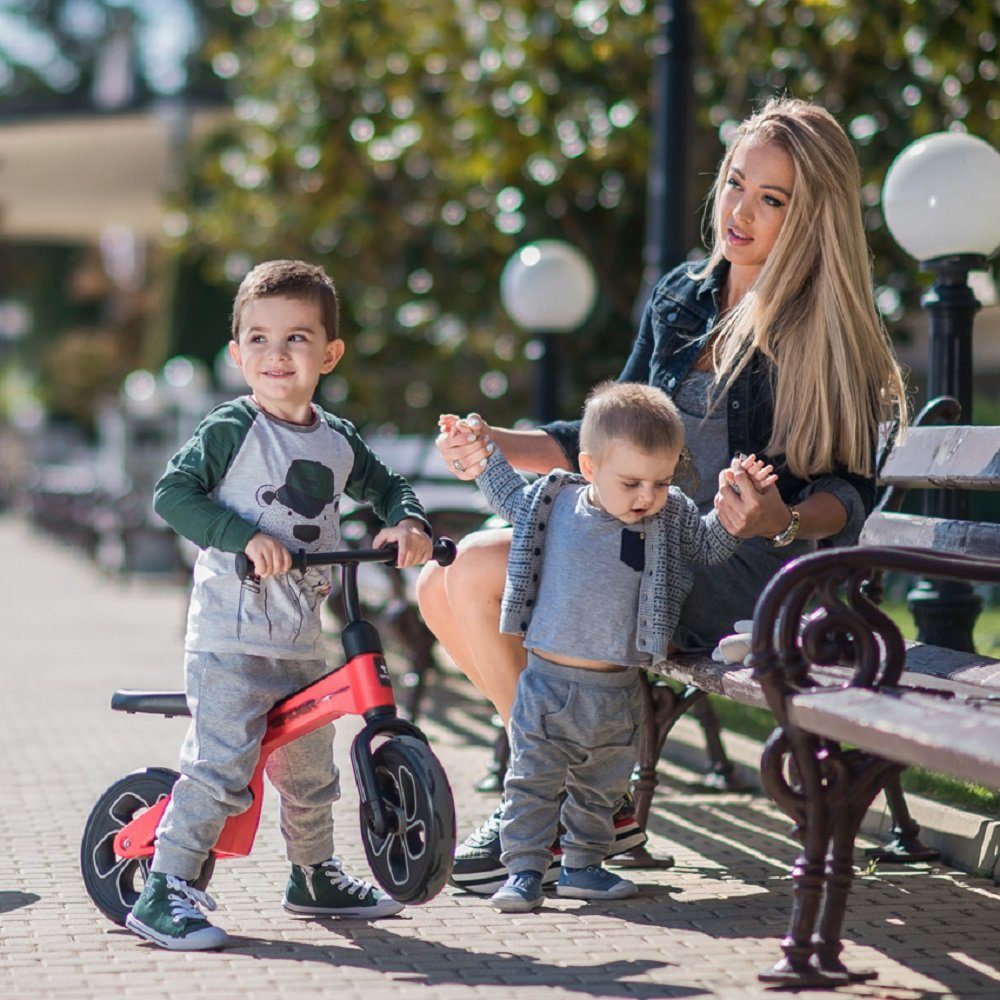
[236,536,456,581]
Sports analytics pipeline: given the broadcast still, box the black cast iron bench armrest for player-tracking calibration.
[748,545,1000,715]
[746,542,1000,986]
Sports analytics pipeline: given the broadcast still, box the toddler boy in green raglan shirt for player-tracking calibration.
[126,260,432,951]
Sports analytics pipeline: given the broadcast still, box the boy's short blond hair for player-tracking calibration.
[231,259,340,342]
[579,381,684,459]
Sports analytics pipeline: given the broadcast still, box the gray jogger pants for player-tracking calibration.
[152,651,340,881]
[500,653,642,875]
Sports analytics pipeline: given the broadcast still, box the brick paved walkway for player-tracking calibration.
[3,513,1000,999]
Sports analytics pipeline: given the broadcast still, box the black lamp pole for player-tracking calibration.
[906,253,986,652]
[533,331,559,425]
[635,0,691,318]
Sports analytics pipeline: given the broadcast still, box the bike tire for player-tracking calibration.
[360,735,456,904]
[79,767,177,925]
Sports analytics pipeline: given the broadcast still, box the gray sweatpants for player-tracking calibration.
[500,653,642,875]
[152,651,340,882]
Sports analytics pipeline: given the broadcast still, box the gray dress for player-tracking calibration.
[669,371,863,653]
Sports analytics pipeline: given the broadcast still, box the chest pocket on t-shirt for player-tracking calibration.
[620,529,645,572]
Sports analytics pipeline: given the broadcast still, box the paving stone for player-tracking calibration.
[3,514,1000,999]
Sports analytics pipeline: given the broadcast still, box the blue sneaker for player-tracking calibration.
[490,870,544,913]
[557,865,637,900]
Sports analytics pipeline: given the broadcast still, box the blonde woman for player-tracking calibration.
[418,96,909,894]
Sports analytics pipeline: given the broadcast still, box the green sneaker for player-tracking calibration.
[126,872,230,951]
[283,858,404,919]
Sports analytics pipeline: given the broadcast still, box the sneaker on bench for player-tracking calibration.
[448,794,653,896]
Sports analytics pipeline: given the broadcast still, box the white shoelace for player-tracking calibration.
[164,875,217,923]
[466,804,504,847]
[317,858,373,899]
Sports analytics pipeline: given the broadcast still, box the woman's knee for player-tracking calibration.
[444,528,511,603]
[416,528,510,617]
[415,558,447,623]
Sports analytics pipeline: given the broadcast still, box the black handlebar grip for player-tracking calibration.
[433,537,457,567]
[235,552,256,580]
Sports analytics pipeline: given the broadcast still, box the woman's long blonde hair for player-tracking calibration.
[696,96,908,478]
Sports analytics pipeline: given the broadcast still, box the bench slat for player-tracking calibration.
[901,641,1000,691]
[650,640,1000,710]
[860,511,1000,558]
[787,687,1000,788]
[649,656,770,707]
[879,425,1000,489]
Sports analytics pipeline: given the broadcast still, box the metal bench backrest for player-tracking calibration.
[860,425,1000,558]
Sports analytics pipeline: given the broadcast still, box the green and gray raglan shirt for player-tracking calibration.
[153,396,429,660]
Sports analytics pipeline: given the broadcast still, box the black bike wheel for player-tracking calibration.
[80,768,178,925]
[360,735,456,905]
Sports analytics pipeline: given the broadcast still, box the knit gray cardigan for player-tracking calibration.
[475,449,741,667]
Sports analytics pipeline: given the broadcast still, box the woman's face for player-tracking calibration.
[718,138,795,272]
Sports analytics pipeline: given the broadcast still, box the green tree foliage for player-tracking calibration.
[180,0,659,429]
[9,1,999,431]
[0,0,234,112]
[176,0,999,432]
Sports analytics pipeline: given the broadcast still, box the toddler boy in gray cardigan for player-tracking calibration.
[441,381,774,912]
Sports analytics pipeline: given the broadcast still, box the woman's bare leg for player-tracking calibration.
[415,527,526,725]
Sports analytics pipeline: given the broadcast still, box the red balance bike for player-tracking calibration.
[80,539,458,926]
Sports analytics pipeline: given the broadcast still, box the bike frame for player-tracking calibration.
[112,542,451,864]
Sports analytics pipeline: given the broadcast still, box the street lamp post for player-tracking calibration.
[636,0,692,317]
[500,240,598,424]
[883,131,1000,651]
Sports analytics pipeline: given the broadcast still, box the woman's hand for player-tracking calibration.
[436,412,495,481]
[372,518,434,568]
[713,454,789,539]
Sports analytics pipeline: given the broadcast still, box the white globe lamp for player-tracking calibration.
[883,132,1000,263]
[499,240,598,421]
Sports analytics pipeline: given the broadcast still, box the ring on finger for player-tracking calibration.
[453,459,465,472]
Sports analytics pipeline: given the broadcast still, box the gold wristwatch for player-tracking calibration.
[770,506,800,548]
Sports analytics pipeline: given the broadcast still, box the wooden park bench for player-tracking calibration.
[635,398,1000,986]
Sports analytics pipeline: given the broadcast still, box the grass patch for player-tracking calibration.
[699,600,1000,819]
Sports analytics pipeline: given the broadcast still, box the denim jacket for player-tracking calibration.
[543,261,876,537]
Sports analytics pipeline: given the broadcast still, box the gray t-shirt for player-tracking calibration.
[524,485,651,667]
[673,369,728,512]
[153,397,428,659]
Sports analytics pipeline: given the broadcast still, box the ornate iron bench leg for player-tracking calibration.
[809,752,899,984]
[383,597,438,723]
[759,730,835,986]
[690,697,743,791]
[863,775,940,863]
[760,729,902,985]
[616,676,698,868]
